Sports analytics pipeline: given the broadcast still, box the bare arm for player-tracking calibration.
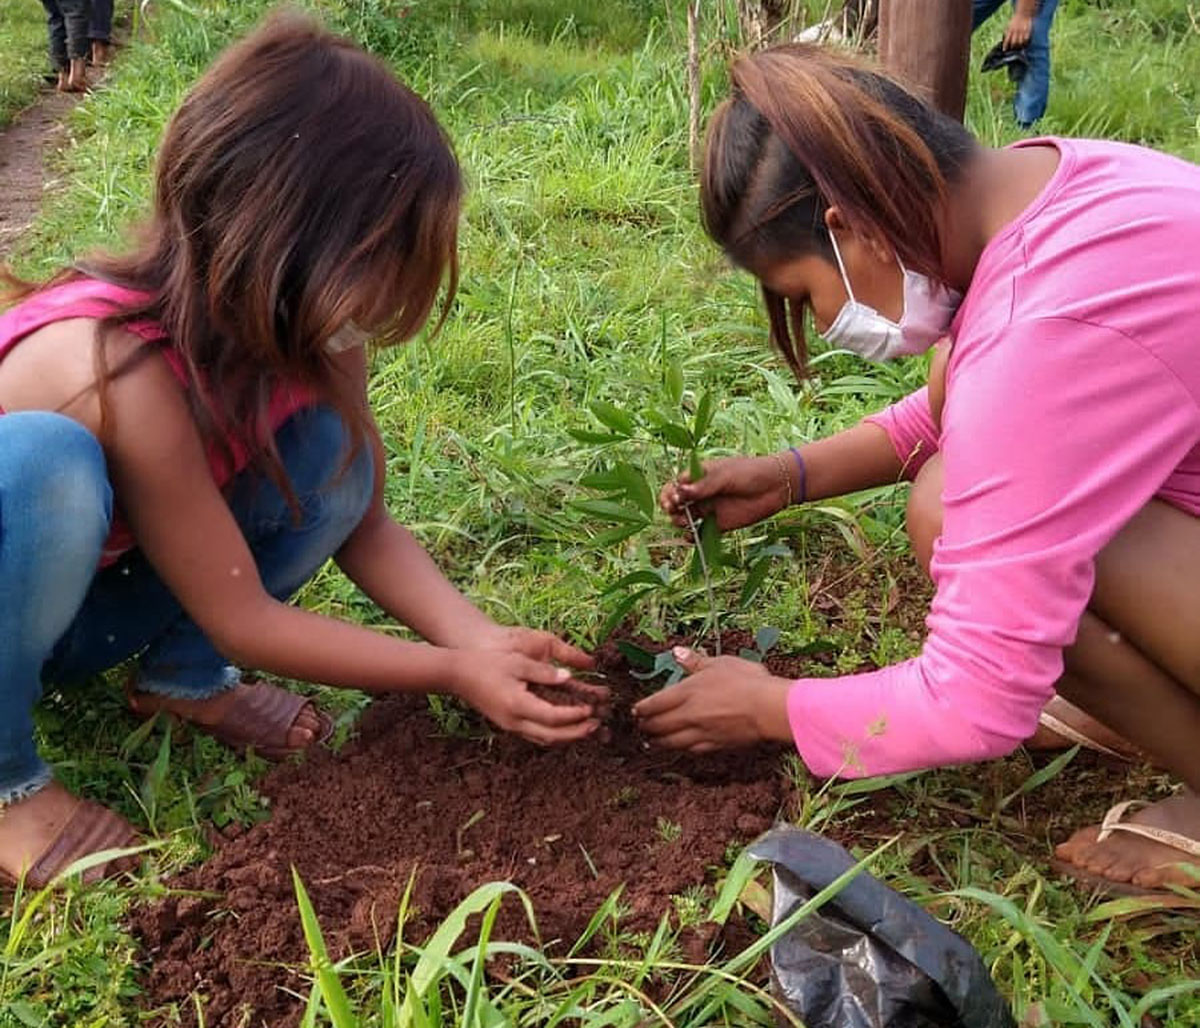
[97,350,598,742]
[332,381,499,648]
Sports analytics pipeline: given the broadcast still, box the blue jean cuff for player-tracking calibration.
[0,766,54,807]
[132,664,241,701]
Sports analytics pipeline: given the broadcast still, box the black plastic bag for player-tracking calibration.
[749,828,1015,1028]
[981,40,1030,83]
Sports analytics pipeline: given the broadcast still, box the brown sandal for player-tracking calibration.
[5,799,139,890]
[129,681,333,761]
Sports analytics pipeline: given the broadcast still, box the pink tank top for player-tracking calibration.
[0,278,316,565]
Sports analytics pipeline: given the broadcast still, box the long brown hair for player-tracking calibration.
[701,43,975,376]
[6,11,462,501]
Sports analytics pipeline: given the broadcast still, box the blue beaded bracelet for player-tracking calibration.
[788,446,807,505]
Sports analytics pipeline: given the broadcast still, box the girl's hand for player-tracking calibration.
[632,647,793,751]
[449,651,604,746]
[477,625,596,672]
[659,455,790,533]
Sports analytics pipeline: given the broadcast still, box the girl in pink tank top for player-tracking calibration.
[0,14,603,888]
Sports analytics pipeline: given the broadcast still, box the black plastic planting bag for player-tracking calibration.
[749,829,1015,1028]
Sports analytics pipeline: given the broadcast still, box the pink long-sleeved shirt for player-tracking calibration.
[788,137,1200,778]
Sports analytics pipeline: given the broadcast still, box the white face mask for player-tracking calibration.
[327,321,370,353]
[822,233,962,362]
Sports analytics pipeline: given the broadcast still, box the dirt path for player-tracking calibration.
[0,87,84,261]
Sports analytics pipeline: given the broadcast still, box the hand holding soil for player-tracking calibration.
[449,651,604,746]
[634,646,793,751]
[660,455,791,532]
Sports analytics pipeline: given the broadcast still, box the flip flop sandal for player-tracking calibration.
[2,799,139,891]
[128,680,333,761]
[1034,697,1143,762]
[1051,800,1200,899]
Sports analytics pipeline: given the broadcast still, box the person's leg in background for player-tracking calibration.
[52,0,90,91]
[38,0,69,87]
[87,0,112,66]
[1012,0,1059,127]
[971,0,1006,33]
[878,0,974,121]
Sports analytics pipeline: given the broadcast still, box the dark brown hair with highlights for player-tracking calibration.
[7,11,462,501]
[701,43,975,376]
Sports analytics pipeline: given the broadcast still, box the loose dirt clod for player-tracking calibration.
[134,633,795,1027]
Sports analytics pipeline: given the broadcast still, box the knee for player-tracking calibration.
[0,412,111,555]
[906,455,944,576]
[283,406,374,532]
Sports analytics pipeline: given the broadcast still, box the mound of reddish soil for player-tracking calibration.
[134,633,799,1026]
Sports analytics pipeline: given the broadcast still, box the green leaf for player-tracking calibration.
[9,1002,42,1028]
[739,558,771,609]
[754,626,781,655]
[588,399,635,436]
[600,588,656,639]
[400,882,534,1028]
[593,523,648,547]
[709,845,761,924]
[738,648,763,663]
[601,568,670,597]
[568,429,626,445]
[699,514,723,571]
[140,721,173,831]
[653,421,694,451]
[612,462,655,519]
[998,745,1080,812]
[616,640,656,669]
[569,499,647,525]
[665,360,684,407]
[688,448,704,482]
[292,868,358,1028]
[578,467,626,491]
[692,390,714,443]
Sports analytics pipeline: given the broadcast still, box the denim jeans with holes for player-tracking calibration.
[973,0,1060,128]
[0,406,373,804]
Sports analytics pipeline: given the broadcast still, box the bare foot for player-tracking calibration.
[128,680,325,753]
[0,782,135,886]
[90,40,110,67]
[1028,694,1140,759]
[55,69,70,92]
[1055,792,1200,891]
[65,57,88,93]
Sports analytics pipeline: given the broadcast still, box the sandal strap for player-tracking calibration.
[1096,800,1200,859]
[202,682,332,759]
[1037,711,1128,760]
[25,800,138,889]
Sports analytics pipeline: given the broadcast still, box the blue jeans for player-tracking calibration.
[0,406,373,804]
[972,0,1059,127]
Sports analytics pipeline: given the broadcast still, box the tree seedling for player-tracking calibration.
[738,626,781,664]
[571,353,785,659]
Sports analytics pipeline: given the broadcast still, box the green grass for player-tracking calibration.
[4,0,1200,1023]
[0,0,50,127]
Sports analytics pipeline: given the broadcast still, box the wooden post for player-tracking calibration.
[687,0,701,171]
[877,0,973,122]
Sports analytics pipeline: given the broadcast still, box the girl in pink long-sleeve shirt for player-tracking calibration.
[636,43,1200,895]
